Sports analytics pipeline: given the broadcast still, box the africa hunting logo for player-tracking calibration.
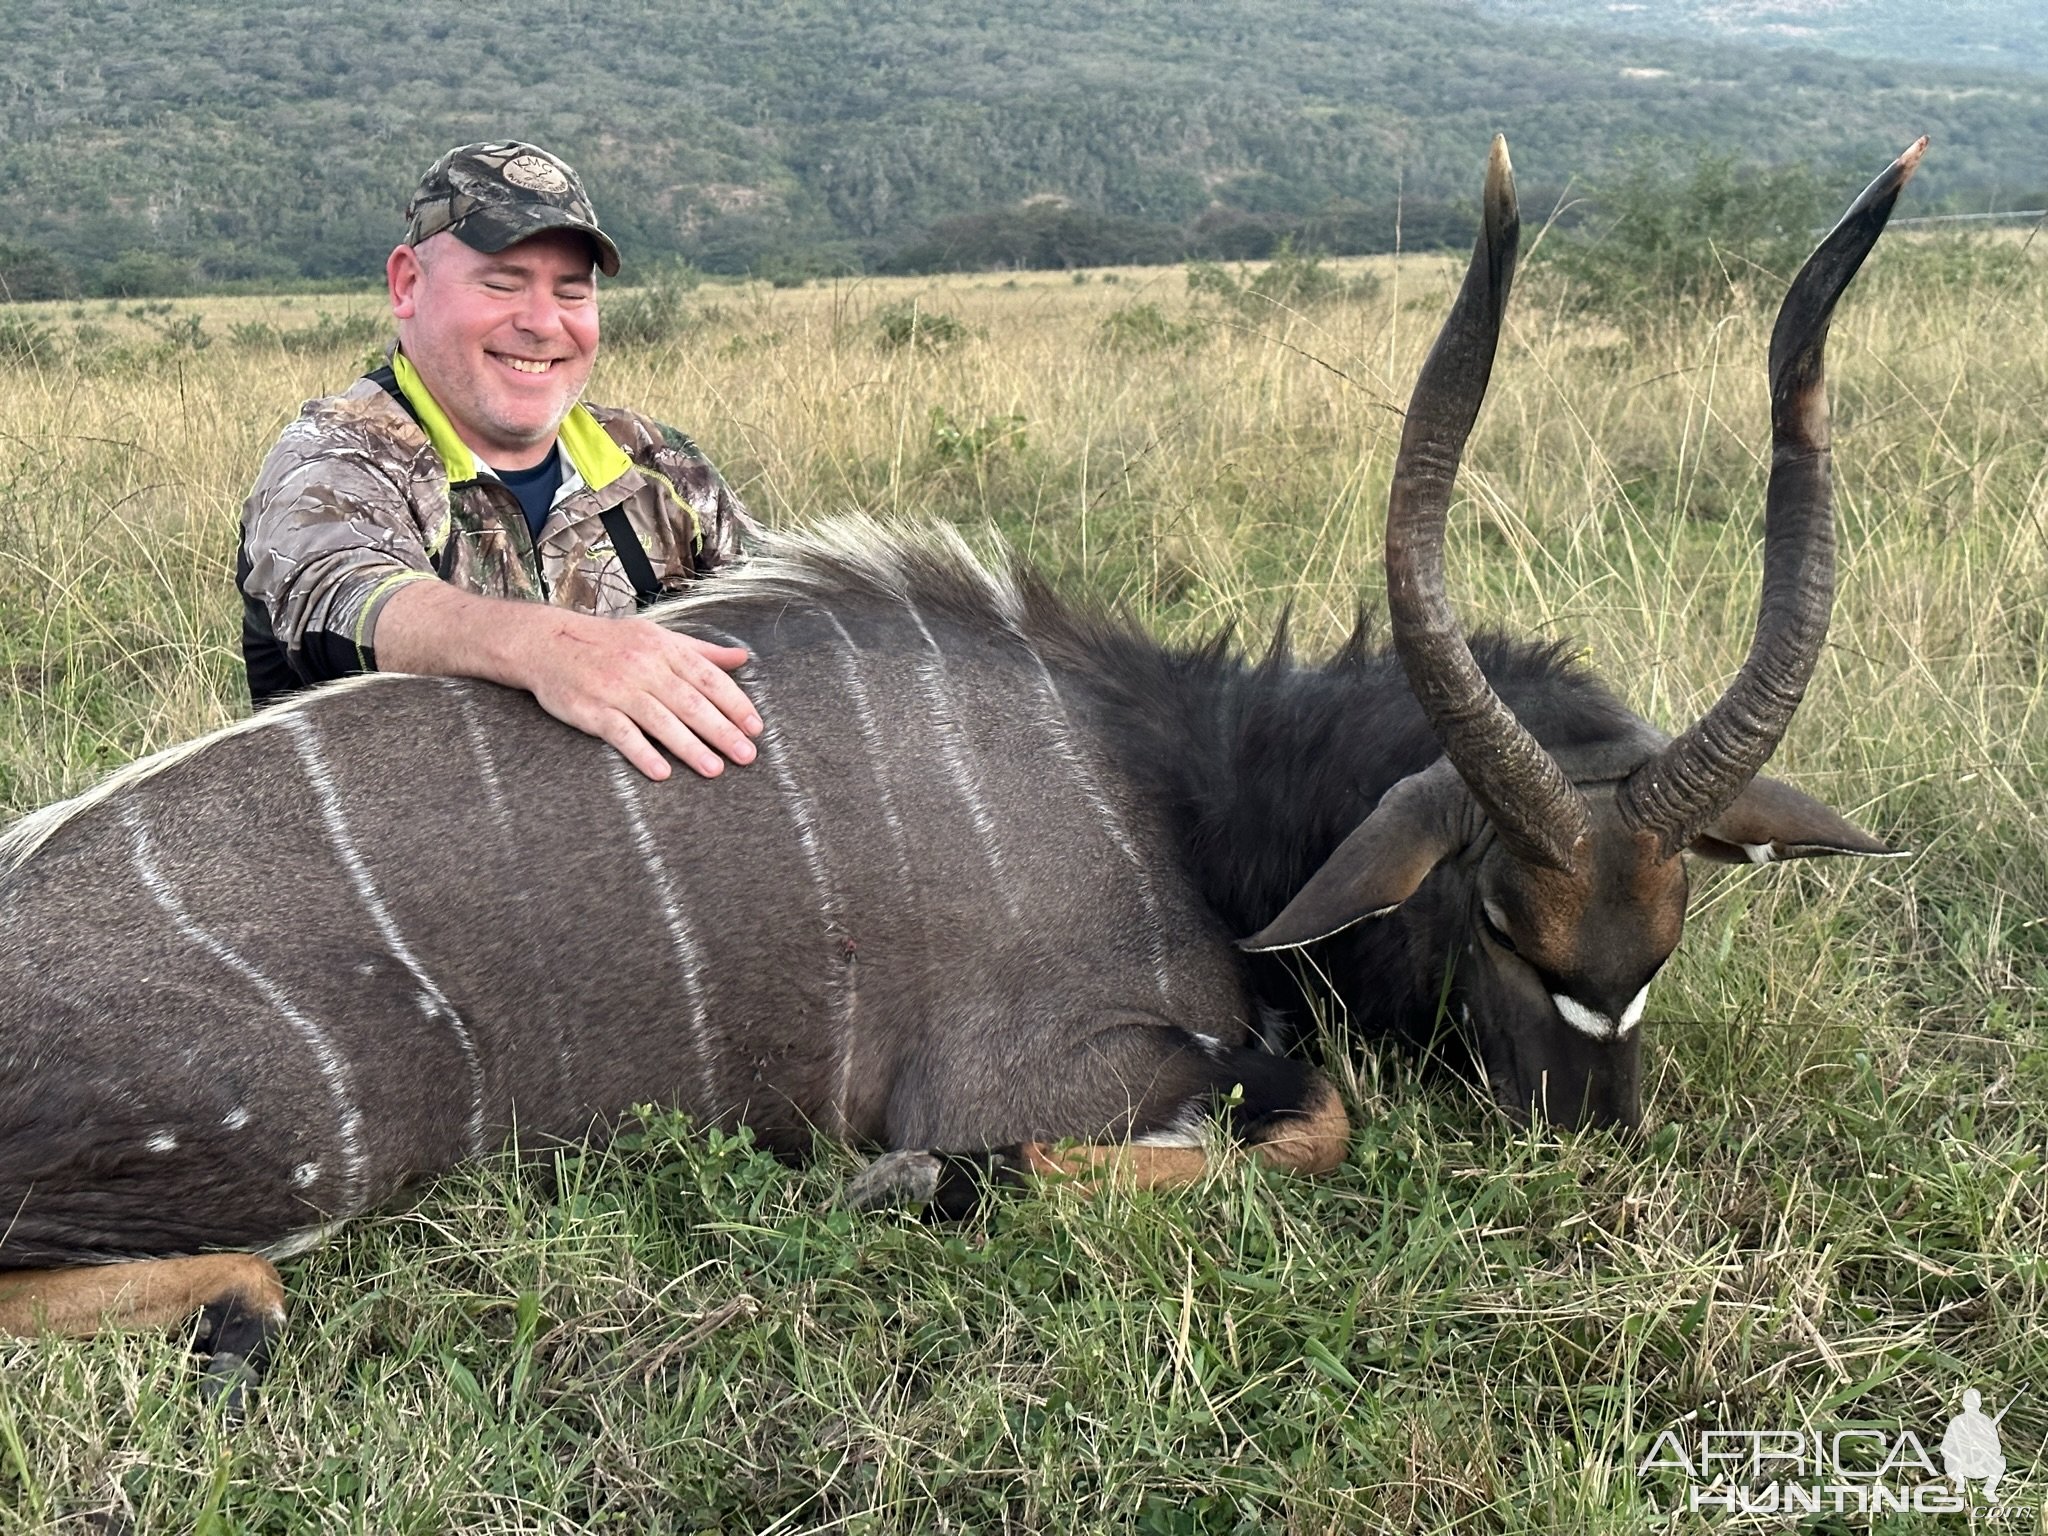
[1639,1387,2024,1518]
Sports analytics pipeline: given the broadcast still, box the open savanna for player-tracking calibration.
[0,235,2045,1533]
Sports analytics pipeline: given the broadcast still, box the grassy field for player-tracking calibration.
[0,229,2045,1533]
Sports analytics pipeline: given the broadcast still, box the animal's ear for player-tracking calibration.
[1239,760,1477,952]
[1690,774,1901,863]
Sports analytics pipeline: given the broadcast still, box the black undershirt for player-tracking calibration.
[494,445,564,541]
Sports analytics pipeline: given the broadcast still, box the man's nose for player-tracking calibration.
[512,289,564,337]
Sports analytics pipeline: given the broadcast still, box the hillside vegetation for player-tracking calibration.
[0,205,2043,1526]
[2,0,2044,294]
[1482,0,2048,79]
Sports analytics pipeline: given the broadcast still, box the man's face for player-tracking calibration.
[387,229,599,468]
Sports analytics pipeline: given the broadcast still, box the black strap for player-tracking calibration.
[366,363,407,412]
[601,505,663,610]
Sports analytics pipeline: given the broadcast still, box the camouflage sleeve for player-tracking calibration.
[240,398,447,673]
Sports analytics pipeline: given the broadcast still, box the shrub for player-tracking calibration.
[1540,148,1833,323]
[602,269,704,349]
[875,302,968,351]
[0,241,78,303]
[227,310,383,356]
[925,407,1025,467]
[1097,302,1209,352]
[0,313,59,368]
[1186,240,1380,318]
[95,249,196,299]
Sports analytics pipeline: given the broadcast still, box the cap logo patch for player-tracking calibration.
[503,155,570,194]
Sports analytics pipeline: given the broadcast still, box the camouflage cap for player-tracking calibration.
[404,141,621,276]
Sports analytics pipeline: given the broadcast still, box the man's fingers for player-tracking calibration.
[636,695,744,780]
[669,636,763,738]
[599,715,680,783]
[681,635,752,671]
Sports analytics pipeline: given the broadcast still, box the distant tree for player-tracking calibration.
[883,202,1182,273]
[0,241,78,303]
[1540,147,1834,322]
[95,249,197,299]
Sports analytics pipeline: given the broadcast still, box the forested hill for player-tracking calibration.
[3,0,2043,294]
[1478,0,2048,78]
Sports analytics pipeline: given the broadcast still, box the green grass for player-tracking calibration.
[0,239,2045,1532]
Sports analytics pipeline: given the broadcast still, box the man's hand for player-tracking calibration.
[374,582,762,779]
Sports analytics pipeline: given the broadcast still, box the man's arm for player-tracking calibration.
[242,395,761,780]
[374,581,760,780]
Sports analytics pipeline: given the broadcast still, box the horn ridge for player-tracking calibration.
[1386,134,1591,872]
[1619,137,1927,856]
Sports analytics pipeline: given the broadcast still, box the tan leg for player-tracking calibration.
[1020,1072,1352,1188]
[0,1253,284,1338]
[1243,1074,1350,1175]
[0,1254,285,1414]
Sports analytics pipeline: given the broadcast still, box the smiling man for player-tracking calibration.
[238,141,760,780]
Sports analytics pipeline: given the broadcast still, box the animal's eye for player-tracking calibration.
[1480,900,1519,955]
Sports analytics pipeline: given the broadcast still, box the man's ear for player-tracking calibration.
[1690,774,1901,863]
[1239,759,1477,952]
[387,244,424,321]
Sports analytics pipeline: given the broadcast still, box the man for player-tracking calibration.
[239,141,761,780]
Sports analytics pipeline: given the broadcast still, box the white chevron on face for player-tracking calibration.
[1551,985,1650,1041]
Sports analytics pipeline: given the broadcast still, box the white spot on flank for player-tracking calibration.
[123,806,370,1213]
[902,599,1020,923]
[223,1107,251,1131]
[1552,992,1616,1041]
[1192,1032,1223,1055]
[1741,842,1777,864]
[1618,986,1649,1036]
[146,1132,178,1154]
[1135,1126,1206,1149]
[292,1162,321,1188]
[287,714,488,1157]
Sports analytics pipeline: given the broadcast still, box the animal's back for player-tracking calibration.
[0,529,1253,1265]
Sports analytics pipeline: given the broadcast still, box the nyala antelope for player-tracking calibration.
[0,136,1920,1402]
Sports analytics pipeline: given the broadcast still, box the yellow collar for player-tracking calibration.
[389,351,631,491]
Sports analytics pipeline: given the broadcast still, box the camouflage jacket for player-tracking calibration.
[238,352,749,706]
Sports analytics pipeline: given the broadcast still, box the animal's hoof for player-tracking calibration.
[192,1296,279,1422]
[840,1149,944,1211]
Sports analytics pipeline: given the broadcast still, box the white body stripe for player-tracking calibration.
[287,714,488,1157]
[700,629,860,1135]
[446,678,513,829]
[814,608,919,1133]
[447,678,570,1092]
[902,600,1021,923]
[0,672,405,879]
[1013,647,1175,1004]
[124,805,370,1212]
[607,758,721,1111]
